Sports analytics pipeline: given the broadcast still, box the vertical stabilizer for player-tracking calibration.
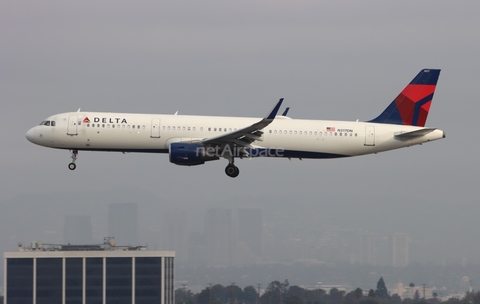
[369,69,440,127]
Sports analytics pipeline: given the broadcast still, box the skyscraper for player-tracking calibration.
[204,208,233,266]
[164,209,188,261]
[237,208,262,264]
[108,203,138,245]
[391,233,409,267]
[63,215,93,244]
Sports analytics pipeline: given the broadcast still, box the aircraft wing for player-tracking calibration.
[200,98,284,148]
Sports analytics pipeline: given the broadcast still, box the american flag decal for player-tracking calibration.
[327,127,335,131]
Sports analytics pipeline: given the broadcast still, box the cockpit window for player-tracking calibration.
[39,120,55,126]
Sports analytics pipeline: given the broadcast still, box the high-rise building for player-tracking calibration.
[204,208,233,266]
[360,233,380,265]
[164,209,188,262]
[63,215,93,244]
[3,239,174,304]
[391,233,409,267]
[108,203,138,245]
[236,208,262,264]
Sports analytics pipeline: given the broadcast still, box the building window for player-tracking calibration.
[66,258,83,303]
[135,257,162,303]
[7,258,34,302]
[106,258,132,304]
[86,258,103,303]
[37,258,62,304]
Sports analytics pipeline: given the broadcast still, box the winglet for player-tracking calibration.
[282,107,290,116]
[266,98,284,120]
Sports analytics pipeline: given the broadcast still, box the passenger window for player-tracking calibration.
[112,124,115,128]
[314,132,317,135]
[183,127,186,131]
[173,126,176,131]
[132,125,135,129]
[87,124,90,127]
[102,124,105,128]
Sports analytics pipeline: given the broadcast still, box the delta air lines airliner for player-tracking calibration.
[26,69,445,177]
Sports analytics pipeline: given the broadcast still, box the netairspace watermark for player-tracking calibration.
[197,146,284,158]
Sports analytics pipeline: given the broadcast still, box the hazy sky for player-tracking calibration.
[1,1,480,261]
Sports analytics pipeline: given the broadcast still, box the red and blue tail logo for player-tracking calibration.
[369,69,440,127]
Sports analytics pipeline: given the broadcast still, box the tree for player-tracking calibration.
[368,289,377,298]
[345,288,363,304]
[242,285,259,304]
[327,287,345,304]
[376,277,389,298]
[260,280,289,304]
[211,284,227,303]
[391,294,402,304]
[195,287,211,304]
[414,290,420,302]
[175,287,194,304]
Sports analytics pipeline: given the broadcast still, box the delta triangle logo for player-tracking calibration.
[83,117,90,123]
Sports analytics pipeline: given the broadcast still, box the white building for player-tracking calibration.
[3,238,174,304]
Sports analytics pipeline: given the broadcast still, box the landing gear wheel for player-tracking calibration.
[225,164,240,178]
[68,150,78,171]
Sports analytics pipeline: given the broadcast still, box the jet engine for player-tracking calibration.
[169,142,218,166]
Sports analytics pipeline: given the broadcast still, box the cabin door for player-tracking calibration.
[67,116,79,135]
[151,118,161,138]
[364,126,375,146]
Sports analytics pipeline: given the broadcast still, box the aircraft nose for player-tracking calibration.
[26,127,36,143]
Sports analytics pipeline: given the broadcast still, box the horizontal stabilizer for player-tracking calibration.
[394,128,436,139]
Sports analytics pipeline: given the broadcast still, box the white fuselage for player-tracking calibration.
[26,111,445,159]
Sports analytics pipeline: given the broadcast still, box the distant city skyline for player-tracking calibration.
[108,203,138,246]
[63,215,93,245]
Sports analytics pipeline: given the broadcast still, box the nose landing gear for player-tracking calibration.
[68,150,78,170]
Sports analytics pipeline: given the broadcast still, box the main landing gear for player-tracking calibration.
[68,150,78,170]
[225,161,240,178]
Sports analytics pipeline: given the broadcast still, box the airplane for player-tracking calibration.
[26,69,445,178]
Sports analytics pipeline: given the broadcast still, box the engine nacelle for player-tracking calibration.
[169,143,218,166]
